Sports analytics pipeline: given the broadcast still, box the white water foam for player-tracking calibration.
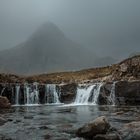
[45,84,60,104]
[73,83,103,105]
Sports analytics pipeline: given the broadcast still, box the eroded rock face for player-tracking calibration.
[0,96,11,108]
[98,82,113,105]
[59,83,77,103]
[76,116,110,139]
[115,81,140,105]
[98,81,140,105]
[112,55,140,81]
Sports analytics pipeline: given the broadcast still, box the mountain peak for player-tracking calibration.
[30,22,65,40]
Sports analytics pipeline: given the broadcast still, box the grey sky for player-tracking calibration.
[0,0,140,59]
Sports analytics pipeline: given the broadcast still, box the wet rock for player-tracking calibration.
[59,83,77,103]
[71,138,84,140]
[119,121,140,140]
[0,135,13,140]
[0,96,11,108]
[13,119,22,123]
[94,133,121,140]
[39,126,48,130]
[99,81,140,106]
[98,83,113,105]
[115,81,140,105]
[7,119,13,122]
[0,117,7,126]
[44,134,52,140]
[76,116,110,139]
[24,115,34,119]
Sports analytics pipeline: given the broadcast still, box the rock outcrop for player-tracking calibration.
[59,83,77,103]
[76,116,111,139]
[112,55,140,81]
[76,116,140,140]
[0,96,11,108]
[98,81,140,105]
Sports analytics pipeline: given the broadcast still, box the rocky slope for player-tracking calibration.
[0,55,139,83]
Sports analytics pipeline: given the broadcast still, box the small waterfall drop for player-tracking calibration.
[15,85,20,105]
[109,82,116,105]
[74,85,95,105]
[92,83,103,105]
[0,87,6,96]
[74,83,103,105]
[24,83,39,105]
[45,84,60,104]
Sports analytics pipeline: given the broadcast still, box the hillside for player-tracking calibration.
[0,55,139,83]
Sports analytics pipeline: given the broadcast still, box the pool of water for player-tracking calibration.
[0,105,140,140]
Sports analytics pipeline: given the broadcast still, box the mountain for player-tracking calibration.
[0,22,116,75]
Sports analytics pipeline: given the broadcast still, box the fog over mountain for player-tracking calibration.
[0,22,116,74]
[0,1,140,74]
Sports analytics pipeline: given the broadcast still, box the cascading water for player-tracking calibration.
[24,83,39,105]
[1,82,110,106]
[92,83,103,105]
[108,82,116,105]
[74,83,103,105]
[15,85,20,105]
[0,87,6,96]
[74,85,95,105]
[45,84,60,104]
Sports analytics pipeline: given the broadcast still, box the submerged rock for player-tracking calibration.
[0,117,7,126]
[0,96,11,108]
[76,116,110,139]
[94,133,121,140]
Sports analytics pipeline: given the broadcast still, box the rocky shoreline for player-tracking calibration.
[76,116,140,140]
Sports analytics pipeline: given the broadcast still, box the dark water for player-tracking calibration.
[0,105,140,140]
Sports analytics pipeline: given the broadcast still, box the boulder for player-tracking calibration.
[119,121,140,140]
[94,133,121,140]
[76,116,110,139]
[0,96,11,108]
[59,83,77,103]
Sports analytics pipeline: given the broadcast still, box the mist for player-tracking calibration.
[0,0,140,59]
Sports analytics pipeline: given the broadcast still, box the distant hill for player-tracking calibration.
[0,22,116,75]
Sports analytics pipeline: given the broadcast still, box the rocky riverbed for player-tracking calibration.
[0,105,140,140]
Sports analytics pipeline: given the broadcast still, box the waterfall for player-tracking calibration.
[109,82,116,105]
[92,83,103,105]
[24,83,39,105]
[74,85,95,104]
[45,84,60,104]
[74,83,103,105]
[0,87,6,96]
[15,85,20,105]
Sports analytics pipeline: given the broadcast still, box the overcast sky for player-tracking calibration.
[0,0,140,59]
